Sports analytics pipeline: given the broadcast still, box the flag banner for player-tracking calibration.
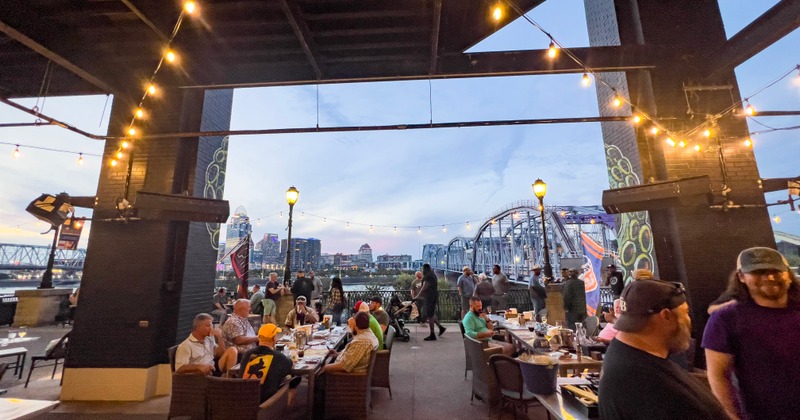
[580,232,603,316]
[231,235,250,298]
[57,220,84,250]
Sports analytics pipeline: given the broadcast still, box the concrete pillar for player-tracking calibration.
[585,0,775,338]
[61,89,233,401]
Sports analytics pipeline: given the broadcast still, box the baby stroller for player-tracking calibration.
[388,294,412,342]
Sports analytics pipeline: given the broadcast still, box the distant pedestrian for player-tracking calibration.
[474,273,495,313]
[410,271,424,322]
[528,265,548,320]
[265,272,284,301]
[310,271,323,305]
[212,287,229,325]
[563,269,587,330]
[249,284,264,315]
[418,263,446,340]
[605,264,625,298]
[290,270,314,303]
[457,266,477,319]
[324,277,346,326]
[491,265,510,311]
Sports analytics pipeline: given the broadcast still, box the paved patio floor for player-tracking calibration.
[1,323,552,419]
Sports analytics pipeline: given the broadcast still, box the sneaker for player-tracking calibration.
[423,335,437,341]
[438,326,447,337]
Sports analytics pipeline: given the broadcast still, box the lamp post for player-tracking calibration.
[532,179,553,279]
[39,224,61,289]
[283,186,299,286]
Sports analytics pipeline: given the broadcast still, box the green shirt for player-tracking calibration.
[368,314,384,350]
[462,310,490,341]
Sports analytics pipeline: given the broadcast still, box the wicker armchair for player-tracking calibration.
[372,326,395,398]
[167,345,178,372]
[489,354,548,419]
[459,322,472,379]
[324,350,378,419]
[169,373,208,420]
[206,376,261,420]
[257,380,291,420]
[464,336,503,414]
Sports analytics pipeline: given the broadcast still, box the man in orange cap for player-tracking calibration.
[239,323,293,403]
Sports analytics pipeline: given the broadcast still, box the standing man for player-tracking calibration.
[222,299,259,354]
[250,284,265,315]
[474,273,495,313]
[562,269,587,330]
[211,287,229,325]
[265,272,283,301]
[310,271,323,305]
[599,280,728,419]
[291,270,314,303]
[368,296,390,334]
[491,265,510,311]
[418,263,446,340]
[605,264,625,299]
[703,247,800,420]
[456,266,477,319]
[528,265,548,320]
[175,313,238,376]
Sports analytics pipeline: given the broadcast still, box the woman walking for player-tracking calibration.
[325,277,346,326]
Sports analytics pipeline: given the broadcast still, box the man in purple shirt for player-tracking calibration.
[703,247,800,420]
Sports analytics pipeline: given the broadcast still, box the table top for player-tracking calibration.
[0,398,59,420]
[279,327,349,374]
[534,389,592,420]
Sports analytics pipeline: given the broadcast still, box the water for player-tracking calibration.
[0,285,76,296]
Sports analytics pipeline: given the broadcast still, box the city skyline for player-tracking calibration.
[1,1,798,260]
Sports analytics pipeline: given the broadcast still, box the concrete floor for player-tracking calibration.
[1,323,552,419]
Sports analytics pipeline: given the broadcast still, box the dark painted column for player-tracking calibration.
[66,89,232,370]
[585,0,775,337]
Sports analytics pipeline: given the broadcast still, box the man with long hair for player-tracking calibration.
[418,263,446,340]
[703,247,800,420]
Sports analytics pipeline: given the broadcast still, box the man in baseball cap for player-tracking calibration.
[599,279,727,419]
[703,247,800,420]
[239,323,293,403]
[348,300,384,349]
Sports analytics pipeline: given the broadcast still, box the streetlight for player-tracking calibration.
[532,179,553,279]
[283,186,299,286]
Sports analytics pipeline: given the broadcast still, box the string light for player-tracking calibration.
[184,1,197,14]
[121,141,130,149]
[612,95,622,108]
[581,73,591,87]
[135,108,144,119]
[703,129,712,138]
[631,115,642,124]
[369,225,373,232]
[393,226,397,233]
[165,50,177,63]
[744,100,756,116]
[12,145,20,158]
[110,159,118,167]
[257,218,261,225]
[127,127,137,136]
[773,216,781,223]
[650,126,659,135]
[323,217,327,223]
[417,226,421,234]
[678,140,686,148]
[279,211,283,218]
[693,144,701,152]
[442,225,447,233]
[77,153,84,165]
[346,222,350,229]
[116,151,124,159]
[466,222,471,230]
[547,41,558,59]
[743,138,752,147]
[492,5,503,21]
[666,137,676,147]
[73,221,83,229]
[147,84,157,95]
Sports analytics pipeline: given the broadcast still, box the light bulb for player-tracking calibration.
[279,211,283,218]
[581,73,591,87]
[694,144,701,152]
[393,226,397,233]
[666,137,676,147]
[745,103,755,116]
[12,145,20,158]
[128,127,137,136]
[369,225,373,232]
[466,222,471,230]
[678,140,686,148]
[116,151,124,159]
[184,1,196,14]
[74,221,82,229]
[135,108,144,119]
[77,153,84,165]
[612,96,622,107]
[121,141,130,149]
[417,227,421,234]
[547,41,558,59]
[743,138,752,147]
[650,126,659,135]
[110,159,118,167]
[442,225,447,233]
[631,115,642,124]
[703,129,711,138]
[147,84,157,95]
[165,50,177,63]
[346,222,350,229]
[773,216,781,223]
[257,219,261,225]
[492,5,502,21]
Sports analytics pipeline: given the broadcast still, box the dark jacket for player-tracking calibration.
[562,277,587,315]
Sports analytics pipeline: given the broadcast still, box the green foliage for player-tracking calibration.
[787,254,800,268]
[364,283,387,293]
[394,273,415,291]
[438,277,452,291]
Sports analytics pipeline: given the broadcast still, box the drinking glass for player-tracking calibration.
[18,327,27,338]
[7,331,16,340]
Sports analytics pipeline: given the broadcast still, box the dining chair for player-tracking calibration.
[25,331,69,388]
[489,354,549,420]
[206,376,261,420]
[459,322,472,379]
[169,372,209,420]
[583,316,600,337]
[257,380,291,419]
[464,336,503,414]
[324,350,377,419]
[167,345,178,372]
[372,326,396,398]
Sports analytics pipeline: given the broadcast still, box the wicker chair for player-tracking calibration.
[169,373,208,420]
[324,350,378,419]
[167,345,178,372]
[372,326,396,398]
[464,336,503,414]
[206,376,261,420]
[489,354,548,419]
[459,322,472,379]
[25,331,69,388]
[257,380,291,420]
[583,316,600,337]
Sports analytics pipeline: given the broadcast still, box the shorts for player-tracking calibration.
[461,296,471,312]
[212,359,223,377]
[424,294,438,316]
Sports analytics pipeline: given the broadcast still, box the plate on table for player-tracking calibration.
[307,340,324,346]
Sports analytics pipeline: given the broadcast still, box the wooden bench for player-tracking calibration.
[0,347,27,379]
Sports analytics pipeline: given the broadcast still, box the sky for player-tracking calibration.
[1,0,798,259]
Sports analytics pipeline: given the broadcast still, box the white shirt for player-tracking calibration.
[175,333,217,371]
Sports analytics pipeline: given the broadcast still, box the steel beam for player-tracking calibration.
[279,0,323,79]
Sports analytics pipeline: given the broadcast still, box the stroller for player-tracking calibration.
[388,294,412,342]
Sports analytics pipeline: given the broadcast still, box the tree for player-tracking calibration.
[394,273,415,291]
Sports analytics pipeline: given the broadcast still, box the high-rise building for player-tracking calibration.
[376,254,413,271]
[256,233,281,266]
[358,243,373,263]
[280,237,322,271]
[224,206,253,270]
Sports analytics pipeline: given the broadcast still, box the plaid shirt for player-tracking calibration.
[336,330,378,374]
[222,313,256,353]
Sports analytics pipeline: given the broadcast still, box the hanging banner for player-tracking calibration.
[580,232,603,316]
[231,235,250,298]
[57,220,84,250]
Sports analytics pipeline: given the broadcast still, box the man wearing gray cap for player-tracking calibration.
[703,247,800,420]
[599,279,728,419]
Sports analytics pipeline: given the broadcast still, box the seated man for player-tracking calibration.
[324,312,378,373]
[348,301,384,350]
[211,287,229,325]
[175,313,237,375]
[368,296,390,334]
[239,324,294,403]
[249,284,265,314]
[222,299,259,354]
[462,297,514,356]
[285,296,319,329]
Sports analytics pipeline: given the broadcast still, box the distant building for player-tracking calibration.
[256,233,281,266]
[376,254,413,271]
[358,244,373,263]
[776,231,800,264]
[280,238,322,271]
[224,206,253,270]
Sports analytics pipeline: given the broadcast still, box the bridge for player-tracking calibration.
[422,202,617,282]
[0,243,86,270]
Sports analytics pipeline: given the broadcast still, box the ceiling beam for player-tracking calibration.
[703,0,800,79]
[429,0,442,75]
[278,0,323,79]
